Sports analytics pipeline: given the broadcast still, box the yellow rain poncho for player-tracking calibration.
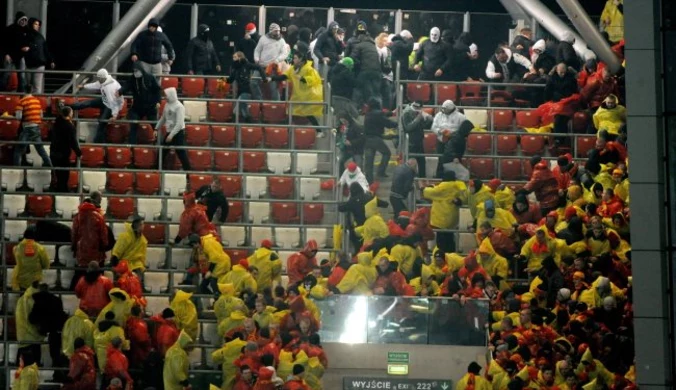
[62,309,95,357]
[247,247,282,292]
[217,308,247,338]
[578,276,625,309]
[202,233,231,279]
[214,283,245,326]
[16,285,43,346]
[423,179,468,229]
[284,60,324,117]
[494,186,515,210]
[278,349,309,381]
[218,264,257,294]
[430,247,465,281]
[212,337,248,389]
[170,290,198,340]
[354,197,389,246]
[12,238,50,290]
[614,178,630,204]
[164,331,193,390]
[93,320,129,371]
[487,360,509,390]
[336,252,377,295]
[253,306,277,329]
[519,226,558,272]
[95,288,134,327]
[111,222,148,272]
[309,276,331,299]
[476,203,517,234]
[390,242,422,278]
[490,310,521,332]
[409,264,441,296]
[575,348,615,385]
[593,99,626,136]
[468,184,496,219]
[410,37,428,68]
[12,363,39,390]
[477,239,508,289]
[600,0,624,43]
[306,356,326,390]
[455,373,491,390]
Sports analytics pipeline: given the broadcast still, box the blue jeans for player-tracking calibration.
[251,77,279,101]
[71,98,112,143]
[14,124,51,166]
[237,93,252,121]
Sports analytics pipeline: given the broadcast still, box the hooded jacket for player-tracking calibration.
[374,259,413,296]
[64,346,96,389]
[186,24,221,72]
[104,345,133,385]
[313,22,343,65]
[16,285,42,345]
[156,87,185,138]
[593,95,626,135]
[247,246,282,292]
[95,288,134,327]
[62,309,96,358]
[49,115,82,162]
[415,35,452,76]
[401,104,432,150]
[364,100,398,137]
[29,288,68,335]
[72,201,108,266]
[201,233,231,278]
[287,240,319,286]
[121,62,162,110]
[111,222,147,272]
[486,47,532,82]
[476,201,518,233]
[336,252,377,294]
[176,192,214,242]
[125,315,151,366]
[556,32,581,70]
[423,177,468,229]
[254,32,288,66]
[468,181,496,219]
[1,13,30,59]
[450,32,474,81]
[339,166,370,193]
[164,331,193,390]
[75,272,113,317]
[431,101,467,141]
[170,290,198,341]
[236,30,261,66]
[328,62,356,99]
[94,318,129,372]
[351,34,381,73]
[391,163,417,198]
[227,57,266,97]
[532,40,557,75]
[150,314,180,357]
[544,68,579,102]
[390,34,414,74]
[511,193,542,224]
[13,363,40,390]
[219,264,257,293]
[520,226,558,271]
[354,197,390,246]
[476,239,508,284]
[214,283,245,324]
[11,238,50,290]
[24,18,53,68]
[409,264,441,296]
[390,236,423,278]
[283,59,324,117]
[82,69,124,117]
[212,337,248,389]
[131,18,175,64]
[522,161,560,210]
[112,261,144,308]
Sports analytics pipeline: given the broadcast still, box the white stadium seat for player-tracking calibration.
[137,198,163,221]
[55,195,81,218]
[248,202,270,224]
[245,176,267,199]
[1,169,23,192]
[296,153,318,174]
[26,169,52,192]
[164,173,187,197]
[220,226,246,247]
[267,152,291,174]
[275,227,301,249]
[305,228,329,248]
[82,171,106,193]
[3,195,25,218]
[299,178,321,200]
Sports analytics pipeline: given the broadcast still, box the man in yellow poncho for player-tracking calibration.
[110,216,147,273]
[93,311,129,372]
[253,299,277,329]
[518,225,558,274]
[578,276,625,309]
[164,330,193,390]
[62,308,95,358]
[612,168,629,204]
[354,197,390,247]
[390,234,424,279]
[16,282,44,359]
[409,263,441,296]
[335,252,378,295]
[11,225,50,291]
[476,238,508,290]
[592,94,626,137]
[476,199,517,234]
[12,351,40,390]
[95,288,134,327]
[600,0,624,43]
[247,239,282,292]
[272,44,323,125]
[200,232,232,295]
[423,170,467,252]
[212,332,248,389]
[219,259,257,294]
[429,247,465,281]
[214,283,245,327]
[218,304,248,339]
[575,347,615,385]
[468,179,496,219]
[456,362,491,390]
[170,290,199,341]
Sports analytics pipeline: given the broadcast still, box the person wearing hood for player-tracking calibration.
[467,179,496,220]
[124,305,151,367]
[287,239,319,286]
[71,199,108,286]
[62,338,96,390]
[131,18,175,77]
[450,32,480,82]
[423,170,468,252]
[196,177,229,223]
[196,232,232,296]
[247,240,282,292]
[220,259,258,294]
[1,12,30,92]
[16,282,44,364]
[456,362,491,390]
[75,261,113,317]
[62,309,95,359]
[156,87,191,170]
[284,364,312,390]
[103,336,133,388]
[186,23,221,75]
[175,191,216,242]
[511,192,542,225]
[29,283,69,370]
[112,260,145,309]
[486,46,534,83]
[339,161,370,194]
[150,308,180,357]
[254,23,288,101]
[49,106,81,192]
[431,99,467,152]
[11,225,50,291]
[329,57,357,102]
[518,226,558,274]
[409,262,441,296]
[390,30,414,80]
[215,283,246,326]
[336,113,364,170]
[12,350,40,390]
[553,153,582,190]
[557,215,585,245]
[236,22,261,69]
[593,94,626,137]
[121,61,161,144]
[355,197,390,248]
[556,31,581,71]
[598,188,624,218]
[401,101,433,175]
[69,68,124,143]
[95,288,134,330]
[212,332,248,389]
[228,50,267,122]
[519,160,560,215]
[24,18,54,93]
[164,330,193,390]
[391,233,424,279]
[477,239,508,289]
[476,199,518,235]
[390,159,418,217]
[531,39,556,76]
[373,256,413,296]
[350,21,382,105]
[601,0,624,43]
[170,290,199,341]
[414,27,452,81]
[94,311,129,372]
[335,252,378,295]
[313,21,343,72]
[110,215,147,274]
[362,97,397,182]
[511,27,534,58]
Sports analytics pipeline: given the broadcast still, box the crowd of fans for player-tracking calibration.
[1,0,631,389]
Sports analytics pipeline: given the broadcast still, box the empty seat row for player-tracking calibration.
[406,82,535,108]
[160,76,230,98]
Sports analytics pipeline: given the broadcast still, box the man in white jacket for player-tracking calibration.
[338,161,370,194]
[68,68,124,143]
[253,23,288,101]
[431,100,466,153]
[156,87,191,170]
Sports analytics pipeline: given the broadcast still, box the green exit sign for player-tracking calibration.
[388,352,410,364]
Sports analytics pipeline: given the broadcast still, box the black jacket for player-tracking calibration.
[364,108,397,137]
[131,20,175,65]
[415,40,452,76]
[49,116,82,162]
[328,63,356,99]
[29,290,68,334]
[186,36,220,73]
[121,62,162,109]
[1,16,30,59]
[544,71,578,102]
[313,23,343,66]
[451,37,472,81]
[236,32,260,64]
[556,41,581,71]
[227,60,266,96]
[196,185,229,223]
[400,106,431,149]
[511,35,533,58]
[390,35,413,76]
[339,191,388,226]
[534,52,557,75]
[350,34,381,74]
[24,19,52,68]
[391,164,416,198]
[343,120,366,156]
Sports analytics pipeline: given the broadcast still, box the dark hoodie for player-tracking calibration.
[30,287,68,334]
[328,62,356,99]
[557,216,585,245]
[227,57,266,97]
[451,32,473,81]
[131,18,175,65]
[364,98,398,137]
[350,34,380,74]
[298,28,313,47]
[122,62,162,110]
[24,18,53,68]
[338,182,388,226]
[236,29,260,65]
[390,34,414,76]
[185,24,220,73]
[1,12,30,60]
[313,22,343,66]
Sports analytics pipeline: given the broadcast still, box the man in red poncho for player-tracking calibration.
[74,261,113,317]
[287,240,318,286]
[150,308,180,357]
[458,252,491,286]
[387,211,411,237]
[125,305,151,367]
[598,188,624,218]
[62,338,97,390]
[552,153,581,191]
[519,160,560,215]
[175,191,217,243]
[233,364,256,390]
[581,67,619,110]
[71,198,109,288]
[103,337,133,389]
[373,256,414,296]
[113,260,145,308]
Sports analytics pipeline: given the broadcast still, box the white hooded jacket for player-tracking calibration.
[156,87,185,138]
[83,69,124,117]
[431,100,467,141]
[339,167,370,193]
[254,33,289,66]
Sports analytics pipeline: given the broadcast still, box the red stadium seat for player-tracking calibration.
[211,126,235,147]
[214,151,239,172]
[159,100,167,116]
[185,125,210,146]
[406,83,431,103]
[207,101,234,123]
[436,84,458,104]
[264,127,289,148]
[27,195,53,217]
[143,223,166,244]
[249,103,262,122]
[137,124,156,145]
[241,126,263,148]
[576,136,597,158]
[163,150,182,170]
[135,172,160,195]
[161,76,179,90]
[106,123,130,143]
[68,171,79,191]
[107,171,133,194]
[106,147,132,168]
[0,119,20,140]
[262,103,288,123]
[572,111,591,133]
[515,110,540,129]
[468,158,495,179]
[271,202,299,224]
[75,99,100,118]
[0,95,20,115]
[188,174,213,191]
[303,203,325,224]
[180,77,206,97]
[217,175,242,197]
[500,159,523,181]
[294,128,316,149]
[243,152,266,172]
[207,78,230,98]
[50,96,76,114]
[423,133,437,154]
[490,91,513,107]
[187,150,212,171]
[459,83,485,106]
[107,197,135,220]
[268,176,294,199]
[466,133,492,155]
[133,147,158,169]
[496,134,518,155]
[520,135,546,155]
[226,201,243,222]
[39,121,52,140]
[225,250,249,263]
[523,158,534,179]
[492,110,514,130]
[80,146,106,167]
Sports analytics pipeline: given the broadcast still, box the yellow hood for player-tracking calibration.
[421,264,433,284]
[109,287,131,302]
[218,283,236,296]
[356,252,373,266]
[74,308,89,319]
[364,196,380,219]
[173,290,193,304]
[581,347,593,364]
[230,310,247,321]
[176,330,193,349]
[478,238,496,257]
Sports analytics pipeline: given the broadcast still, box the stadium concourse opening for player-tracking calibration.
[0,0,636,389]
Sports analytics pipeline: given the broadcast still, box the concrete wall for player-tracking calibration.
[322,342,487,389]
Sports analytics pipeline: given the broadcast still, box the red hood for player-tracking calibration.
[76,345,95,358]
[410,207,430,227]
[289,296,306,313]
[113,260,130,275]
[183,192,196,207]
[302,239,318,257]
[258,367,274,380]
[78,202,98,213]
[564,206,577,222]
[388,220,407,237]
[464,252,478,270]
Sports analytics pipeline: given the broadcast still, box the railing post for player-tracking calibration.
[111,1,121,74]
[463,12,471,33]
[190,3,199,39]
[40,0,48,37]
[258,5,266,36]
[6,0,14,26]
[394,9,403,34]
[327,7,335,25]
